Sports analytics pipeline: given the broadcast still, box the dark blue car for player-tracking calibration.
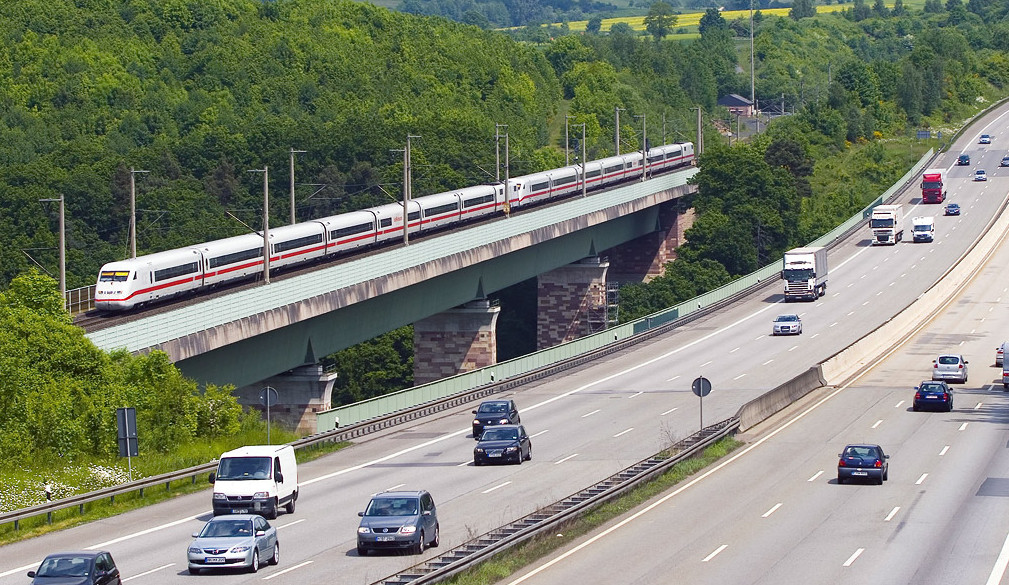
[945,203,960,216]
[837,444,889,485]
[474,424,532,465]
[914,380,953,412]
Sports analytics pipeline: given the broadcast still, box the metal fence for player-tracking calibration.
[65,284,96,314]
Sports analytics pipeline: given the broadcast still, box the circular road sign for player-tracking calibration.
[260,386,279,407]
[691,376,712,397]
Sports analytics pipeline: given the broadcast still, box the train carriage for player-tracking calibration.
[319,211,379,255]
[198,233,266,287]
[267,223,328,270]
[95,248,204,310]
[417,191,463,230]
[370,200,423,244]
[456,184,501,220]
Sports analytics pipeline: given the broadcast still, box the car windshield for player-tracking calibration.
[844,446,878,459]
[938,356,961,365]
[37,557,90,578]
[482,428,519,441]
[477,402,508,414]
[775,315,798,322]
[216,456,271,480]
[365,497,419,516]
[200,519,254,538]
[920,383,945,392]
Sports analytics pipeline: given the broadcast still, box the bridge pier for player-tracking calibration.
[234,364,338,435]
[603,201,693,284]
[537,257,610,349]
[413,299,501,386]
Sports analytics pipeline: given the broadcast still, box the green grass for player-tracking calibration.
[440,437,742,585]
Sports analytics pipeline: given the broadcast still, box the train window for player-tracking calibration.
[604,165,623,174]
[273,233,323,253]
[668,147,681,158]
[586,169,601,178]
[380,218,392,228]
[408,211,421,221]
[99,271,130,282]
[208,247,262,269]
[464,195,494,208]
[554,175,576,186]
[530,181,549,192]
[154,261,199,282]
[426,202,459,217]
[332,222,374,239]
[648,154,663,163]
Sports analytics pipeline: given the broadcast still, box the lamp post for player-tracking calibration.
[248,167,270,284]
[129,168,149,259]
[289,148,305,225]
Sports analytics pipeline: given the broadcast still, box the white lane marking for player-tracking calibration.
[788,346,799,352]
[762,503,783,518]
[730,347,740,353]
[862,301,869,306]
[661,407,678,416]
[581,410,601,418]
[762,359,774,365]
[811,333,820,339]
[263,561,313,580]
[846,311,855,317]
[387,483,405,492]
[734,374,746,380]
[554,454,579,465]
[613,428,634,438]
[940,445,950,456]
[884,507,900,522]
[871,420,883,429]
[808,470,824,482]
[278,519,306,529]
[975,402,983,410]
[87,510,208,549]
[123,564,174,581]
[628,391,643,399]
[754,335,764,341]
[700,360,712,368]
[830,322,838,327]
[530,429,549,438]
[895,400,905,408]
[985,529,1009,585]
[960,422,969,431]
[916,473,928,485]
[483,481,512,494]
[702,545,728,562]
[843,548,865,567]
[457,460,471,467]
[667,375,680,382]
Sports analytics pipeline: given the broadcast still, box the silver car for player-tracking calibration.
[187,514,279,574]
[932,354,968,384]
[772,314,802,335]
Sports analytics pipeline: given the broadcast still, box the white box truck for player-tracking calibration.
[782,246,828,301]
[870,204,903,245]
[912,216,935,243]
[209,445,299,519]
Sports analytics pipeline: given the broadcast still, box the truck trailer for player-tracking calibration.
[870,204,903,245]
[920,169,946,203]
[782,246,828,301]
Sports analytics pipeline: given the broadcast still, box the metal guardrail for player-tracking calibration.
[372,417,740,585]
[65,284,96,315]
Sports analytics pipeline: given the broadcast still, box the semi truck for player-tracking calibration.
[870,204,903,245]
[782,246,828,301]
[912,216,935,243]
[920,168,946,203]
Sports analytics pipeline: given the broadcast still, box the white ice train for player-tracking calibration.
[95,142,694,310]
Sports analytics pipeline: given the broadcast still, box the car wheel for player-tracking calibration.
[249,550,259,573]
[525,446,532,461]
[947,402,953,412]
[413,532,425,555]
[837,476,844,484]
[266,499,278,520]
[913,404,919,412]
[188,568,200,575]
[877,475,884,485]
[883,468,888,481]
[285,493,296,515]
[270,542,280,566]
[473,459,482,466]
[430,524,440,548]
[357,546,368,557]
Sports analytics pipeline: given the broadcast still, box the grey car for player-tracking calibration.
[932,354,968,383]
[357,490,439,555]
[187,514,279,574]
[29,551,120,585]
[772,314,802,335]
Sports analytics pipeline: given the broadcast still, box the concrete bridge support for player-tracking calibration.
[413,299,501,386]
[537,257,610,350]
[604,201,693,284]
[234,364,338,435]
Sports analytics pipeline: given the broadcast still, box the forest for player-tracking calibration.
[2,0,1009,478]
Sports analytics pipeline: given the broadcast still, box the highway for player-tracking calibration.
[1,106,1007,585]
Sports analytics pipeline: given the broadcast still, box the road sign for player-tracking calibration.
[260,386,279,407]
[691,376,712,397]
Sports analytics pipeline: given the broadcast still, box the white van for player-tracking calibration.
[209,445,298,519]
[912,216,935,243]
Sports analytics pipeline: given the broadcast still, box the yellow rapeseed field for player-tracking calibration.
[563,4,848,32]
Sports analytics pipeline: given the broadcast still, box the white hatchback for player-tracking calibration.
[932,354,968,384]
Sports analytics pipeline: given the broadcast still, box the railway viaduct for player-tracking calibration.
[84,168,698,433]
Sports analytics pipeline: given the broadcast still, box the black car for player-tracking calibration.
[944,203,961,216]
[958,153,970,165]
[473,424,532,465]
[29,551,121,585]
[837,444,889,485]
[472,400,520,439]
[913,380,953,412]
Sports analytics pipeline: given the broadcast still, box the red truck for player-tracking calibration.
[920,168,945,203]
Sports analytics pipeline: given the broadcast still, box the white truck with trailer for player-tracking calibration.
[782,246,828,301]
[912,216,935,243]
[870,204,903,245]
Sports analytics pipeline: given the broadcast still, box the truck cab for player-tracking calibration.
[912,216,935,243]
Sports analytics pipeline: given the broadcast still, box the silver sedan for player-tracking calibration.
[772,314,802,335]
[187,514,279,574]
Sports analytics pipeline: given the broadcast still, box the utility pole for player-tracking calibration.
[248,167,270,284]
[696,107,703,154]
[634,114,647,181]
[403,135,420,245]
[565,115,574,166]
[572,123,587,197]
[289,148,305,225]
[503,130,511,215]
[495,123,508,182]
[750,0,755,108]
[39,195,66,301]
[129,168,149,259]
[615,107,625,155]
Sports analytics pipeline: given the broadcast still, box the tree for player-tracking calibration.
[790,0,817,20]
[698,8,727,36]
[586,16,602,34]
[871,0,889,17]
[644,2,678,42]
